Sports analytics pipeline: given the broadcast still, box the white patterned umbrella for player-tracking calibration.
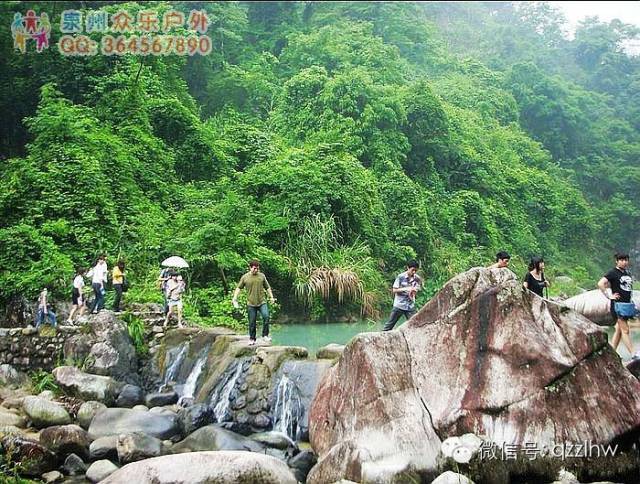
[161,256,189,268]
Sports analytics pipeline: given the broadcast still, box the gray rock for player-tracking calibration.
[101,451,298,483]
[38,390,56,400]
[172,424,264,453]
[133,404,149,411]
[42,470,63,483]
[252,414,271,429]
[116,384,144,408]
[0,425,24,438]
[52,366,121,405]
[0,364,29,388]
[145,391,178,408]
[39,424,91,460]
[89,408,180,440]
[22,396,71,428]
[288,450,317,483]
[551,468,581,484]
[64,311,138,383]
[77,401,107,430]
[627,358,640,380]
[117,432,163,464]
[2,396,25,409]
[315,343,345,360]
[0,436,57,476]
[432,471,475,484]
[149,406,176,417]
[86,459,119,483]
[87,342,120,375]
[254,345,309,373]
[250,431,296,450]
[178,404,215,435]
[63,453,87,476]
[0,407,26,428]
[89,435,118,460]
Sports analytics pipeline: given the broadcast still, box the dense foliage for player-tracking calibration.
[1,1,638,323]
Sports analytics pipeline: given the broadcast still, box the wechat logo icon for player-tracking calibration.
[441,435,483,464]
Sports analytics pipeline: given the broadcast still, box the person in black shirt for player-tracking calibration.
[523,256,550,298]
[598,253,634,355]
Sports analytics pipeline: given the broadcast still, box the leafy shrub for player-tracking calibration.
[29,370,59,395]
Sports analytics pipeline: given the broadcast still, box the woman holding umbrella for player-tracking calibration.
[158,256,189,316]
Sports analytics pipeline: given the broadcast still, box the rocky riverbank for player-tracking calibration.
[0,309,338,483]
[2,268,640,483]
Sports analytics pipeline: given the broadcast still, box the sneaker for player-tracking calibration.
[248,339,256,346]
[262,336,272,343]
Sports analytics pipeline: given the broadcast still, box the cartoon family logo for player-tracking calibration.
[11,10,51,53]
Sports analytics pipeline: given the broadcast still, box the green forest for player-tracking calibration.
[1,1,639,326]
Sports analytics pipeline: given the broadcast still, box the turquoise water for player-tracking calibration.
[605,325,640,360]
[273,322,640,360]
[272,320,386,356]
[273,321,640,360]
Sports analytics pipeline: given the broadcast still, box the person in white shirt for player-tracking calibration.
[163,272,185,329]
[87,255,108,314]
[67,267,86,323]
[35,287,57,329]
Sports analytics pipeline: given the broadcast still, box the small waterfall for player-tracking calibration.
[161,343,188,390]
[179,347,209,404]
[272,372,303,440]
[270,359,333,442]
[211,361,245,422]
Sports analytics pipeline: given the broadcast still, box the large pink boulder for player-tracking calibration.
[308,268,640,483]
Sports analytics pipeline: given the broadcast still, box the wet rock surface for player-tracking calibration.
[172,424,264,453]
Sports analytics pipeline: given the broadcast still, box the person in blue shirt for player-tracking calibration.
[382,260,423,331]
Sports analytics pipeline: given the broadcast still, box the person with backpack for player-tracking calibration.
[382,260,423,331]
[598,252,635,357]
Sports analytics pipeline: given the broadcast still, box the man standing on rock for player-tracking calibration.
[87,254,108,314]
[598,252,635,357]
[489,251,511,269]
[382,260,422,331]
[232,260,276,346]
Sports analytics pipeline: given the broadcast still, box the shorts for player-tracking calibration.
[168,299,183,309]
[72,288,83,306]
[611,300,632,322]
